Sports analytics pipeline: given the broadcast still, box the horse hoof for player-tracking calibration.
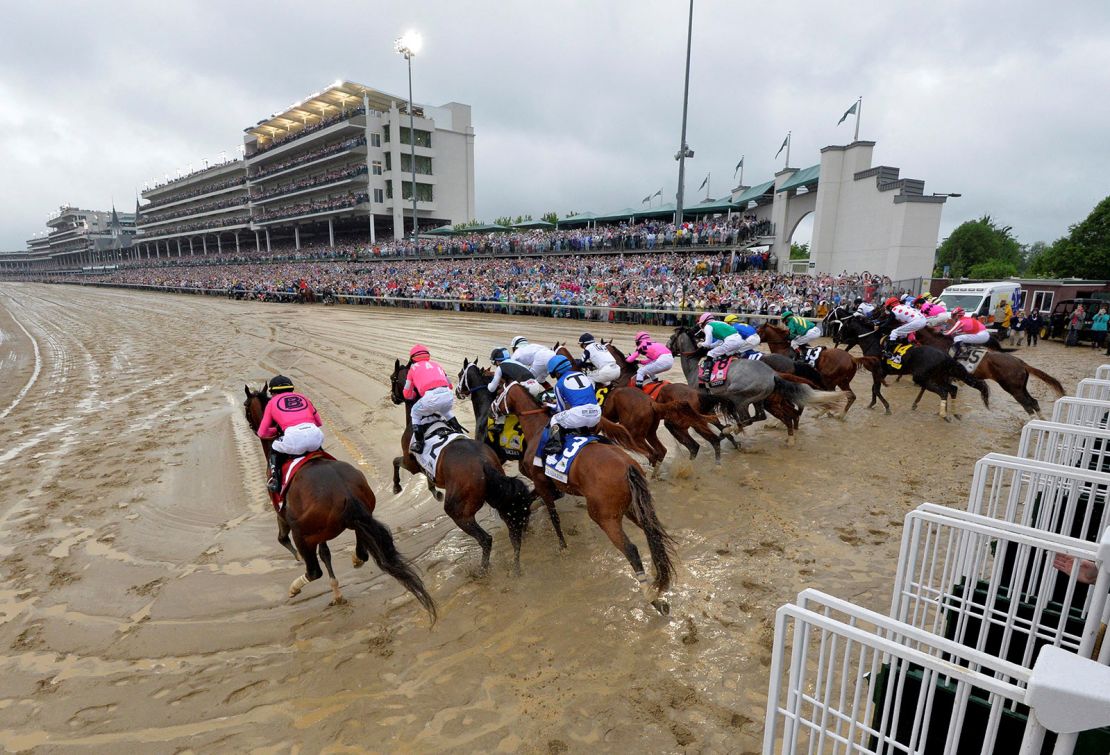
[651,598,671,616]
[884,408,892,416]
[288,588,301,598]
[329,596,348,607]
[392,484,402,495]
[352,556,365,568]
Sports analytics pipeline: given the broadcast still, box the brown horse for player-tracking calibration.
[553,345,720,468]
[757,322,886,416]
[388,362,536,574]
[496,383,677,613]
[603,342,738,460]
[242,385,436,617]
[912,327,1064,416]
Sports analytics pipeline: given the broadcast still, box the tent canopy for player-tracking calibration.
[511,219,554,229]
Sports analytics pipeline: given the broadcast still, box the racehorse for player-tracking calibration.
[604,342,739,460]
[552,345,723,467]
[496,383,677,613]
[912,326,1064,417]
[667,327,846,444]
[243,385,436,617]
[756,323,884,416]
[837,317,991,420]
[388,362,536,574]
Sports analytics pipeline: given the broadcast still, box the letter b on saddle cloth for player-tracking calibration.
[699,356,736,388]
[269,450,336,511]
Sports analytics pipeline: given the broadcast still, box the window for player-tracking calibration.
[372,161,382,175]
[1031,290,1054,313]
[385,183,392,200]
[401,182,434,202]
[397,127,432,148]
[384,153,391,171]
[400,154,433,175]
[373,188,384,203]
[370,133,381,147]
[382,126,389,143]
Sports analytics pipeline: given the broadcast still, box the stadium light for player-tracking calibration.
[395,30,423,240]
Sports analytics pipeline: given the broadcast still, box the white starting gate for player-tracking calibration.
[1018,420,1110,473]
[1050,396,1110,430]
[1075,378,1110,401]
[764,590,1110,754]
[964,453,1110,543]
[1094,365,1110,381]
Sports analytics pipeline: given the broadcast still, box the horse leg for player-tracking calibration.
[424,472,442,502]
[451,508,494,574]
[352,528,368,568]
[839,382,856,418]
[276,513,299,561]
[289,531,322,598]
[911,386,926,411]
[392,456,403,494]
[593,512,656,606]
[317,542,345,605]
[663,419,702,461]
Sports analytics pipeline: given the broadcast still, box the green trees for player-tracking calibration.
[1028,197,1110,278]
[789,242,810,260]
[934,216,1022,278]
[541,211,559,225]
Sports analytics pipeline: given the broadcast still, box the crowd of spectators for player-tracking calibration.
[141,195,247,224]
[255,192,369,222]
[142,173,245,209]
[144,214,251,236]
[251,136,367,180]
[252,107,366,155]
[251,165,368,202]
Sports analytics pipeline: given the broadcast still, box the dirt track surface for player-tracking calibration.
[0,283,1100,753]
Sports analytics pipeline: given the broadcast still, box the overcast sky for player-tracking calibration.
[2,0,1108,251]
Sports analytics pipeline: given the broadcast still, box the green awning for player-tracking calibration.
[687,197,737,215]
[466,223,511,233]
[559,212,598,226]
[734,179,776,206]
[424,225,456,235]
[593,207,640,222]
[777,164,820,193]
[511,219,554,229]
[632,202,676,220]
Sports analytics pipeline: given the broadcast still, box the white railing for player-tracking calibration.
[1076,378,1110,402]
[1051,396,1110,430]
[1018,420,1110,475]
[1095,365,1110,381]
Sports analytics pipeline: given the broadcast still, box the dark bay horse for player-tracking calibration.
[243,385,436,617]
[497,383,677,613]
[913,327,1064,417]
[837,317,991,420]
[389,362,536,574]
[757,322,884,416]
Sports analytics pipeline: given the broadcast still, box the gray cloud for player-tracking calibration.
[2,0,1108,250]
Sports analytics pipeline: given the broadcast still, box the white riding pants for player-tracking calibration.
[707,333,746,360]
[890,317,927,342]
[584,363,621,385]
[272,423,325,455]
[636,353,674,382]
[790,326,822,350]
[551,404,602,430]
[953,331,990,346]
[411,386,456,425]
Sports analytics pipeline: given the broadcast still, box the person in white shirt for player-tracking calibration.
[577,332,620,386]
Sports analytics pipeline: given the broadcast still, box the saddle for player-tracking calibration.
[269,449,336,511]
[698,356,735,388]
[628,378,669,401]
[885,342,914,370]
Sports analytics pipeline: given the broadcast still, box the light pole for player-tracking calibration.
[674,0,695,226]
[395,30,423,240]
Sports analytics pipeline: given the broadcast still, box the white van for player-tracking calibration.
[937,281,1022,318]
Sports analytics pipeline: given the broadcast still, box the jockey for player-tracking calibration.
[257,375,324,494]
[723,314,762,354]
[943,307,990,356]
[855,298,876,319]
[487,346,535,393]
[543,355,602,457]
[884,296,928,352]
[403,345,463,454]
[782,308,822,353]
[626,331,674,387]
[509,336,557,383]
[696,312,745,363]
[578,332,620,386]
[918,295,950,326]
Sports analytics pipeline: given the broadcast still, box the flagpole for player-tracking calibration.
[706,172,711,200]
[854,96,862,141]
[784,131,791,169]
[739,156,744,187]
[674,0,694,226]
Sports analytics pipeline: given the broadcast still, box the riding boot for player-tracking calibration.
[543,425,564,457]
[635,377,645,388]
[446,416,468,435]
[267,450,286,494]
[410,423,427,454]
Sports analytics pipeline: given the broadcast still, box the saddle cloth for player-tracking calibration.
[595,385,611,407]
[532,428,600,484]
[955,346,987,373]
[486,414,525,460]
[412,420,466,478]
[800,346,824,368]
[885,343,914,370]
[744,351,764,361]
[627,378,669,400]
[699,356,736,388]
[270,449,336,511]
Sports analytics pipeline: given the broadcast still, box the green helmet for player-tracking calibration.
[780,308,793,318]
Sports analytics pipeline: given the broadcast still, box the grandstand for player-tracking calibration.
[0,206,135,273]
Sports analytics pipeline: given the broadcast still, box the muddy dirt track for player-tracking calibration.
[0,283,1100,753]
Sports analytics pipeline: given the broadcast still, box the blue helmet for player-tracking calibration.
[547,355,573,379]
[578,332,595,345]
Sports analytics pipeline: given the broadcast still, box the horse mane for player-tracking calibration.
[607,342,628,362]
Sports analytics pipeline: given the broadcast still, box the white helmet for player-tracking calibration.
[510,336,528,350]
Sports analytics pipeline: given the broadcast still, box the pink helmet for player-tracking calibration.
[409,344,431,362]
[635,331,650,343]
[697,313,713,326]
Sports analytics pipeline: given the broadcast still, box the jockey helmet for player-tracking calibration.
[884,296,900,308]
[578,332,595,345]
[901,294,915,304]
[510,336,528,350]
[409,344,431,362]
[269,375,295,394]
[723,314,743,325]
[490,347,509,363]
[780,308,794,318]
[547,355,573,379]
[913,296,927,308]
[696,312,713,326]
[634,331,651,343]
[922,292,934,301]
[853,297,863,305]
[951,307,966,319]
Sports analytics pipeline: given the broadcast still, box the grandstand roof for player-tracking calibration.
[245,80,409,141]
[734,180,776,205]
[688,197,736,214]
[778,164,820,193]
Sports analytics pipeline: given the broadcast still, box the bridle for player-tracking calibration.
[492,382,549,417]
[456,363,486,398]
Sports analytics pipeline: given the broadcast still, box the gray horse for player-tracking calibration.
[667,327,844,444]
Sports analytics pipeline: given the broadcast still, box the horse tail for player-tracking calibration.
[344,499,437,623]
[597,416,636,451]
[947,362,991,407]
[480,461,534,526]
[772,374,845,412]
[1024,364,1065,397]
[626,465,677,593]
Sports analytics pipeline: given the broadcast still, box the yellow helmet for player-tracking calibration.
[724,314,742,325]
